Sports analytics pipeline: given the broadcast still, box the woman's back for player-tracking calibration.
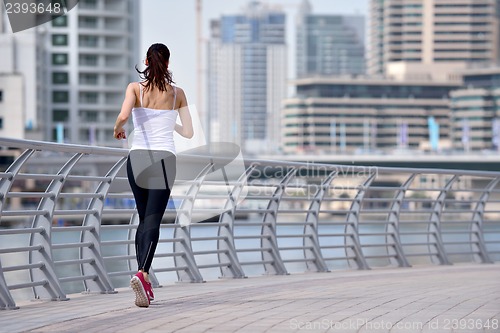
[130,82,178,153]
[136,83,179,110]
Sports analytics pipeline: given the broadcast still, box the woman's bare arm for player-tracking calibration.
[174,88,194,139]
[114,83,136,140]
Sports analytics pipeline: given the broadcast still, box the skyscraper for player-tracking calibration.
[45,0,140,146]
[369,0,500,80]
[0,4,45,139]
[207,1,287,153]
[0,0,140,145]
[296,0,365,77]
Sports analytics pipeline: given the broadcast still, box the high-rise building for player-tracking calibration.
[0,0,140,146]
[0,0,140,145]
[296,0,365,77]
[207,1,287,154]
[450,67,500,152]
[0,4,45,139]
[0,74,24,139]
[369,0,500,80]
[45,0,140,146]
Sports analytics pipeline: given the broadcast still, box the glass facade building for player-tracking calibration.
[297,1,365,77]
[207,2,287,153]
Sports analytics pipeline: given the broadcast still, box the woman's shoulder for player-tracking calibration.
[171,85,185,97]
[171,84,183,92]
[126,81,142,91]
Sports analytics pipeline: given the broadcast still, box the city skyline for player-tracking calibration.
[140,0,369,109]
[3,0,500,154]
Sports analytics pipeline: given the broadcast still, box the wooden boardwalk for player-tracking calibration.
[3,264,499,333]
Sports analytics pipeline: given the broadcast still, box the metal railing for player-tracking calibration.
[0,138,499,310]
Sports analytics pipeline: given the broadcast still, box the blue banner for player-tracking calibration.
[428,117,439,151]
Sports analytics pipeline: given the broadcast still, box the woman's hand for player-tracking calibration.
[114,128,126,140]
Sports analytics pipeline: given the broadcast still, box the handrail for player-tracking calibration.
[0,137,499,310]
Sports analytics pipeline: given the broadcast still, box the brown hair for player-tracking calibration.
[135,43,174,92]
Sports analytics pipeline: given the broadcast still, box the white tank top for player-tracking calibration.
[130,82,178,154]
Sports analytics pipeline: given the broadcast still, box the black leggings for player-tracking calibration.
[127,151,176,273]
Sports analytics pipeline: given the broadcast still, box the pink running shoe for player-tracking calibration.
[145,281,154,302]
[130,272,149,307]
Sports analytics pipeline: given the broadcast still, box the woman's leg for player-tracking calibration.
[128,153,176,274]
[136,187,171,273]
[127,156,148,266]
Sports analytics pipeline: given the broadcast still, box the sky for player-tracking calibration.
[140,0,369,108]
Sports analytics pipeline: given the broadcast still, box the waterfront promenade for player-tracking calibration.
[3,264,499,333]
[1,139,500,332]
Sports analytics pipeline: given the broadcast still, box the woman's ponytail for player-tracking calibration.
[135,43,174,92]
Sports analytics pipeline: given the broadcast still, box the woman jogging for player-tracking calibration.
[114,43,194,307]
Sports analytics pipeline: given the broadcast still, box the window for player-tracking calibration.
[52,53,68,65]
[79,54,98,66]
[79,92,98,104]
[105,129,114,139]
[0,117,3,129]
[80,0,97,8]
[79,73,98,85]
[53,110,69,122]
[79,16,98,28]
[53,91,69,103]
[0,90,3,102]
[52,15,67,27]
[80,110,98,122]
[105,112,118,122]
[52,34,68,46]
[79,35,99,47]
[52,72,69,84]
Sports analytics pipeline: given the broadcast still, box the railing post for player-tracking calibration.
[80,157,127,293]
[303,171,335,272]
[29,153,84,301]
[0,149,35,219]
[428,175,456,265]
[344,173,374,270]
[0,259,18,310]
[385,173,416,268]
[0,149,34,309]
[173,164,215,283]
[470,177,498,264]
[217,165,255,278]
[260,168,295,275]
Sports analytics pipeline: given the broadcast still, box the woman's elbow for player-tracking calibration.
[117,114,129,124]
